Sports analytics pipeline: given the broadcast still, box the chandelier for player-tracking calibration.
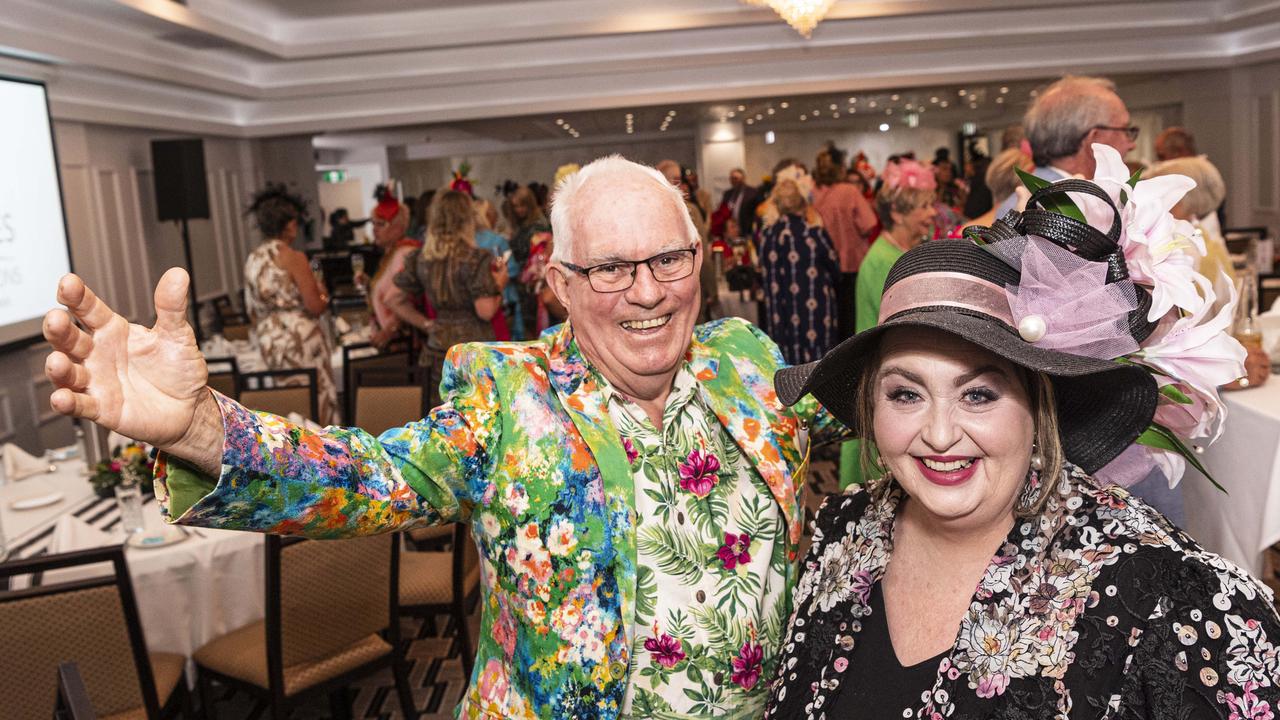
[741,0,836,38]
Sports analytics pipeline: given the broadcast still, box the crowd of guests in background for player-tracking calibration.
[235,75,1269,492]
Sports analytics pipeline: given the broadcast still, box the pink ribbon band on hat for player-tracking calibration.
[878,272,1015,326]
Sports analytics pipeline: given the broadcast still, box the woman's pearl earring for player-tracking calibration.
[1030,443,1045,473]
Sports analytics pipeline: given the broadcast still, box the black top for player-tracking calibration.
[829,583,946,719]
[765,469,1280,720]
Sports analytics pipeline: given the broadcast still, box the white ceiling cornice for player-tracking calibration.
[0,0,1275,139]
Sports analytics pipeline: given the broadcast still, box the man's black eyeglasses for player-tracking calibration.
[1091,125,1140,141]
[560,247,698,293]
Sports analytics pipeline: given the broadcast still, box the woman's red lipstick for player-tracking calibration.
[914,456,980,486]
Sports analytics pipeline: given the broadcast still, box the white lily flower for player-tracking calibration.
[1081,144,1206,320]
[1136,274,1246,443]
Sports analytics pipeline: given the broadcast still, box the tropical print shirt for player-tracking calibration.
[766,466,1280,720]
[601,366,787,718]
[154,318,846,720]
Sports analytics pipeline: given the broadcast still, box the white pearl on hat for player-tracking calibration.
[1018,314,1048,343]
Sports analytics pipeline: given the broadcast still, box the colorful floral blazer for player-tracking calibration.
[765,467,1280,719]
[156,317,844,719]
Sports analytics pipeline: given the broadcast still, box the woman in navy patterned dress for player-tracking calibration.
[759,178,841,365]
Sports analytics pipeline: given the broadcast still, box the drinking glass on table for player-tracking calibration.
[114,466,145,536]
[1234,267,1263,351]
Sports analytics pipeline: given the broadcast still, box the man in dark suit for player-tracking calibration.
[719,167,759,236]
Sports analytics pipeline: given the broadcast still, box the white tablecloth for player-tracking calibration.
[45,504,265,660]
[1183,382,1280,578]
[1,457,96,555]
[3,463,265,661]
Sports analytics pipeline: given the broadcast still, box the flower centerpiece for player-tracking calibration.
[89,443,155,498]
[978,144,1247,490]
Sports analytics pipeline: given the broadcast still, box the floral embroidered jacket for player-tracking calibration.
[766,467,1280,720]
[155,317,844,719]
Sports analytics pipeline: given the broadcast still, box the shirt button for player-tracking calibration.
[609,661,628,680]
[696,590,706,603]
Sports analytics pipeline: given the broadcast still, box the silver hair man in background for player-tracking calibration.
[995,75,1137,217]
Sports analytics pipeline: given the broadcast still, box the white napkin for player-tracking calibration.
[2,443,51,483]
[286,412,324,432]
[48,513,117,553]
[38,515,119,585]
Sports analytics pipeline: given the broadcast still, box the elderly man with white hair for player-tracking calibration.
[42,155,845,719]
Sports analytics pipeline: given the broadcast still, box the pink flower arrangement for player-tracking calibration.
[881,158,937,192]
[643,626,685,669]
[717,532,752,570]
[1008,143,1247,489]
[731,640,764,689]
[678,449,721,497]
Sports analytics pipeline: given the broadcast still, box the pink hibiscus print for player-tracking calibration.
[678,449,721,497]
[623,437,639,464]
[643,629,685,669]
[731,640,764,689]
[717,532,752,570]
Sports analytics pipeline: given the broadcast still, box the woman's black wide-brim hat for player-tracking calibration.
[775,180,1159,474]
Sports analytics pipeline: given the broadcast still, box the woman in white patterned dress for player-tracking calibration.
[242,184,337,425]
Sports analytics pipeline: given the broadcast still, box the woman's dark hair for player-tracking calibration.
[246,183,308,238]
[410,189,436,231]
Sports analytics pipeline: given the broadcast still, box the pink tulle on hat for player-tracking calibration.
[881,159,937,192]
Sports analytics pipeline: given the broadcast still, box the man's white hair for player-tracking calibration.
[549,155,699,264]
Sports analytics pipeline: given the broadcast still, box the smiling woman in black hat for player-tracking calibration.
[765,146,1280,719]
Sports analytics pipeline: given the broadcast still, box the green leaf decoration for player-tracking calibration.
[1015,168,1087,222]
[1135,423,1226,494]
[716,570,763,616]
[688,491,730,537]
[638,525,710,586]
[667,608,694,641]
[733,492,780,544]
[632,687,674,715]
[1127,167,1143,188]
[1159,384,1194,405]
[761,592,787,645]
[637,565,658,620]
[691,604,750,651]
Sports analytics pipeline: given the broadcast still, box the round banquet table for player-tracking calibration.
[3,461,264,664]
[1183,380,1280,579]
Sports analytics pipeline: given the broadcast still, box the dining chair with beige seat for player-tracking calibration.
[398,523,481,680]
[192,533,417,720]
[0,546,192,720]
[352,367,429,437]
[341,340,411,422]
[238,368,318,422]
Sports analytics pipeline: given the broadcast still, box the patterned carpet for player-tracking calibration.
[210,610,481,720]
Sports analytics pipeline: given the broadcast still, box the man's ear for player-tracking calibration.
[547,265,571,313]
